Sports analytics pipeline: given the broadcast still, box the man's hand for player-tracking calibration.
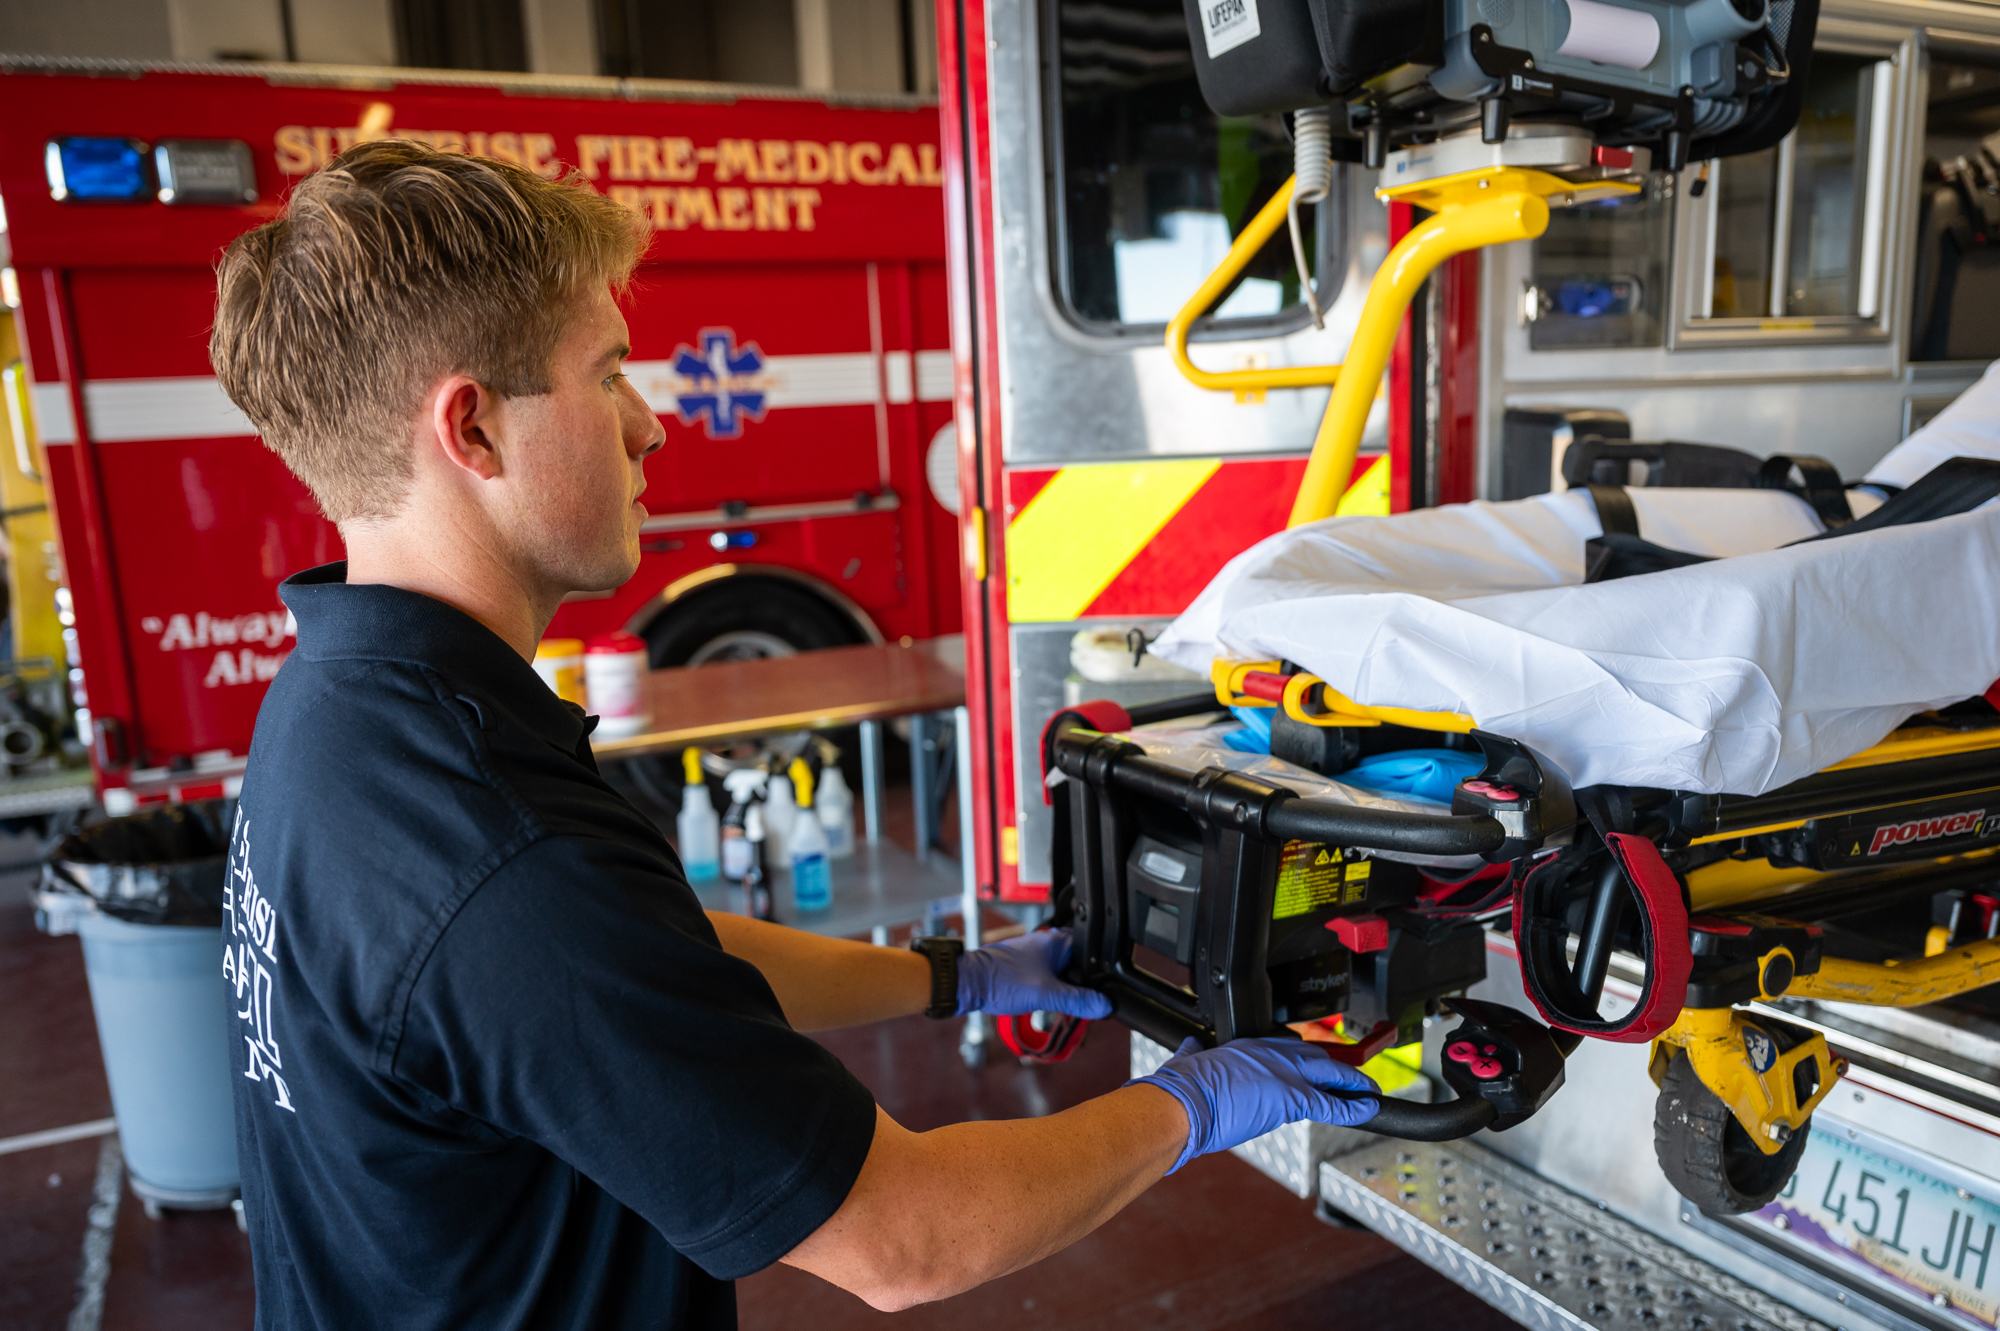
[956,927,1112,1019]
[1133,1036,1379,1173]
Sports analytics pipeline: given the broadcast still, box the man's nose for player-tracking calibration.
[626,393,666,459]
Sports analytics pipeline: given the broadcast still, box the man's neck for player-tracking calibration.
[341,519,555,661]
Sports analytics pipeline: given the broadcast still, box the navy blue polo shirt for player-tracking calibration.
[225,562,877,1330]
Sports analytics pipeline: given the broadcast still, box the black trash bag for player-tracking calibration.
[40,801,233,927]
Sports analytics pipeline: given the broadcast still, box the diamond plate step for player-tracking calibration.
[1322,1139,1835,1331]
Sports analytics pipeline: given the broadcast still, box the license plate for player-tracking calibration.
[1748,1117,2000,1327]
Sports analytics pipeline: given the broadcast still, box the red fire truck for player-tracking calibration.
[0,63,959,811]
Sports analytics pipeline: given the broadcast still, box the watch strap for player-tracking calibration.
[910,936,964,1019]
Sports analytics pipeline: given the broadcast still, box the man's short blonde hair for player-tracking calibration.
[211,139,648,524]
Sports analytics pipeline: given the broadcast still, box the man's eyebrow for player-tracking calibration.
[600,343,631,366]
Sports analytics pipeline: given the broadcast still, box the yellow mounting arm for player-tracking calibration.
[1287,167,1623,527]
[1164,179,1344,396]
[1164,162,1636,528]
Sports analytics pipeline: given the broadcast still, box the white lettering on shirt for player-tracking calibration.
[226,809,296,1113]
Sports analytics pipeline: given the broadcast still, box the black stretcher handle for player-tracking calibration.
[1352,1093,1500,1141]
[1264,800,1505,858]
[1112,981,1506,1142]
[1094,749,1508,858]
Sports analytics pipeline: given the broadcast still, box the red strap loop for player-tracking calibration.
[996,1013,1090,1064]
[1512,834,1689,1044]
[1037,700,1133,805]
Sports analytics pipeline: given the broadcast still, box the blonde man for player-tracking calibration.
[212,139,1376,1331]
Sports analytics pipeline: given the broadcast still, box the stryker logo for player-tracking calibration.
[1294,974,1343,993]
[1199,0,1259,58]
[1868,808,1986,856]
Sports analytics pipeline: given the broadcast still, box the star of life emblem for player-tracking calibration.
[670,328,771,439]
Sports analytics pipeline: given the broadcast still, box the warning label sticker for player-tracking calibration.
[1274,843,1369,919]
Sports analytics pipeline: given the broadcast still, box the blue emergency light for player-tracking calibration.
[45,138,150,203]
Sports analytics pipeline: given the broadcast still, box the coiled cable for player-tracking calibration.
[1290,106,1334,329]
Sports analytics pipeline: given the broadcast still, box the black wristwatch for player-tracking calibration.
[909,936,964,1019]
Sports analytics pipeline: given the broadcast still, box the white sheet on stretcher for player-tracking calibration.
[1153,485,2000,797]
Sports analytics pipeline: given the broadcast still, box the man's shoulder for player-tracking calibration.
[252,652,505,784]
[259,651,455,733]
[239,653,542,911]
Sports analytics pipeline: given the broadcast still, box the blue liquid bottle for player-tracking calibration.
[788,758,832,911]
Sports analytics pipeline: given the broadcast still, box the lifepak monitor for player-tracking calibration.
[1184,0,1819,171]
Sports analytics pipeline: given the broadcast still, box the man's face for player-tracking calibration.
[489,285,665,596]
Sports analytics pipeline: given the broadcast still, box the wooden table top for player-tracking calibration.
[589,643,966,758]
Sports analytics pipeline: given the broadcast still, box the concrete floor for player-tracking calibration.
[0,815,1522,1331]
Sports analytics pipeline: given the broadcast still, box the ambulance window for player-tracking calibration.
[1688,50,1895,332]
[1526,179,1673,350]
[1048,0,1342,333]
[1909,57,2000,362]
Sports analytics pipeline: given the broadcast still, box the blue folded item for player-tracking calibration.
[1223,706,1272,753]
[1220,709,1479,804]
[1340,750,1484,804]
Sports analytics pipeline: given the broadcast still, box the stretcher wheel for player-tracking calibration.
[1652,1050,1808,1216]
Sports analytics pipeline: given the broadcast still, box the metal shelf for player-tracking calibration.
[691,838,966,939]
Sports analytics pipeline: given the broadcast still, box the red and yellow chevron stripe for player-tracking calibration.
[1003,454,1387,622]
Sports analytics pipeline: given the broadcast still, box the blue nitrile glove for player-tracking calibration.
[956,927,1114,1019]
[1131,1036,1380,1173]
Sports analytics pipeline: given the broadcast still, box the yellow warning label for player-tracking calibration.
[1273,843,1369,919]
[1343,859,1371,903]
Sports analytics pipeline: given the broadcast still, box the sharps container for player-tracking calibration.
[38,802,239,1214]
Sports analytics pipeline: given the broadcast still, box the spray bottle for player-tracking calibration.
[762,766,797,870]
[787,756,832,911]
[741,803,774,920]
[817,763,856,859]
[719,769,767,883]
[675,748,720,883]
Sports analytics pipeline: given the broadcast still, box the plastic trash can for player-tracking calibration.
[37,803,238,1214]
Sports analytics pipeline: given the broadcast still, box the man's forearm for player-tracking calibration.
[783,1087,1187,1310]
[706,912,931,1031]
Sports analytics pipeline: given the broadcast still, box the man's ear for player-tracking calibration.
[426,376,504,481]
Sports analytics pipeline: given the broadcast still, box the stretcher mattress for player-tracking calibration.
[1154,468,2000,797]
[1863,359,2000,489]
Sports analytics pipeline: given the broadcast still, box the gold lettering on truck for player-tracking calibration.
[795,141,831,183]
[272,117,934,232]
[713,140,763,182]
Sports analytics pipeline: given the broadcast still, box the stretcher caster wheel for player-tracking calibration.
[1653,1050,1808,1215]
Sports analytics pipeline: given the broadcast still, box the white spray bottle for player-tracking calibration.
[675,748,720,883]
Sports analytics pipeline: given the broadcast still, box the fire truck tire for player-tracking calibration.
[1653,1049,1810,1216]
[642,577,869,668]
